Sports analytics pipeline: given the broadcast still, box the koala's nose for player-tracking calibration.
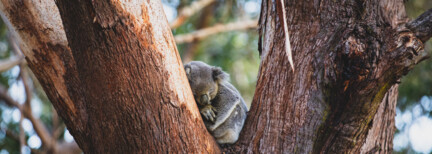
[200,95,210,104]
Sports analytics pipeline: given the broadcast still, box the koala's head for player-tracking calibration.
[184,61,228,106]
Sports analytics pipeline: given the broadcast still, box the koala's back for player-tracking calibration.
[204,82,248,144]
[211,101,247,144]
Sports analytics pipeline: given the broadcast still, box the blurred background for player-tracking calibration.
[0,0,430,153]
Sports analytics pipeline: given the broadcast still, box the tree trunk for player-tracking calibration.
[1,0,431,153]
[0,0,220,153]
[229,0,430,153]
[360,85,398,153]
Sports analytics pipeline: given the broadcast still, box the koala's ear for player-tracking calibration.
[212,67,229,82]
[184,65,191,76]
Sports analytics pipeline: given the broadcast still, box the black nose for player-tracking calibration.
[200,95,209,104]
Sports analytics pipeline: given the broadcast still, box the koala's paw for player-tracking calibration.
[200,105,217,123]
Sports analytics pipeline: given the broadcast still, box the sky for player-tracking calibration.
[394,96,432,153]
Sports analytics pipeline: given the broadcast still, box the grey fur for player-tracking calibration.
[184,61,248,144]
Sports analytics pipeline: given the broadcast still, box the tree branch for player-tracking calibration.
[52,106,60,138]
[0,98,80,153]
[0,85,55,151]
[0,56,24,72]
[19,66,32,111]
[0,86,19,107]
[175,19,258,44]
[407,8,432,42]
[19,111,25,152]
[22,99,55,151]
[0,34,25,72]
[170,0,215,29]
[180,2,215,63]
[0,127,41,154]
[54,124,66,140]
[1,127,20,142]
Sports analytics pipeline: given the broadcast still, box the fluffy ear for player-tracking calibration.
[212,67,229,83]
[184,65,191,76]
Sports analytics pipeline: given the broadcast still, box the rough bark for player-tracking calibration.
[360,85,398,154]
[0,0,79,152]
[0,0,220,153]
[228,0,430,153]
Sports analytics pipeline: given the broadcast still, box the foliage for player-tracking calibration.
[395,0,432,153]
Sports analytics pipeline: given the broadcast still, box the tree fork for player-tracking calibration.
[1,0,432,153]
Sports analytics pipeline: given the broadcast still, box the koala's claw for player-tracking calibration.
[210,109,216,119]
[212,107,217,114]
[201,105,217,123]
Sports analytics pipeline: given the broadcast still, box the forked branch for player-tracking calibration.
[407,8,432,42]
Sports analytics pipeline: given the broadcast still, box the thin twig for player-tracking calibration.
[9,33,24,57]
[1,127,42,154]
[174,19,258,44]
[181,2,215,63]
[170,0,215,29]
[52,105,58,135]
[18,65,33,153]
[20,66,32,109]
[54,124,66,140]
[1,127,19,141]
[0,56,25,72]
[0,86,19,107]
[19,111,25,152]
[0,33,25,72]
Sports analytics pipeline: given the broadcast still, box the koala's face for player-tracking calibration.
[184,61,228,106]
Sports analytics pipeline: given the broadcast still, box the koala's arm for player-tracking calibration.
[200,104,217,122]
[208,83,248,131]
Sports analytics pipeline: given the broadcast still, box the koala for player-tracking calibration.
[184,61,248,144]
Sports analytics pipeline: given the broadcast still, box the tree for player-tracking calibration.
[0,0,431,153]
[229,0,432,153]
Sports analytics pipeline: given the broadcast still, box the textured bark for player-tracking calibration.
[360,85,398,154]
[228,0,430,153]
[0,0,78,151]
[0,0,220,153]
